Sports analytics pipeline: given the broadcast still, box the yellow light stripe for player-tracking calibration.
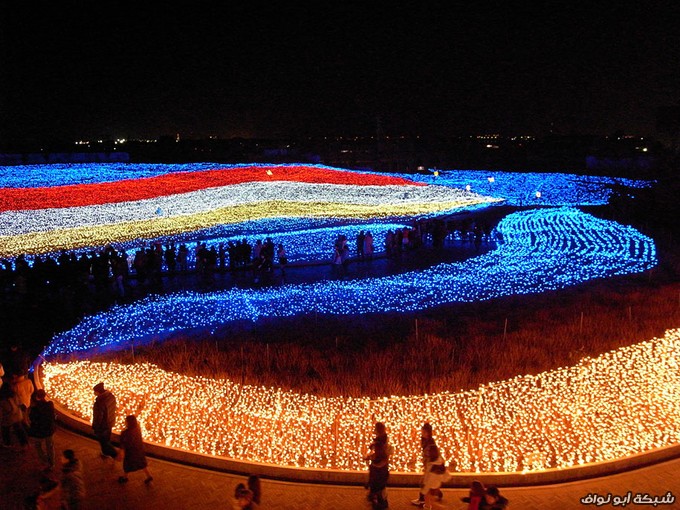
[0,198,488,257]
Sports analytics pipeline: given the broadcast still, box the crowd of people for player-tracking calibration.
[0,345,87,509]
[0,343,146,508]
[0,216,497,302]
[0,343,264,510]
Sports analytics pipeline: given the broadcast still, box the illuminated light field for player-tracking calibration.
[0,163,653,209]
[0,199,489,259]
[0,166,496,258]
[18,162,669,475]
[383,169,653,207]
[42,328,680,473]
[0,162,219,188]
[42,207,656,357]
[0,181,490,237]
[0,165,425,212]
[0,163,652,208]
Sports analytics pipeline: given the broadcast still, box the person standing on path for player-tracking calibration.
[11,371,34,429]
[420,444,449,510]
[356,231,365,261]
[364,421,391,509]
[364,231,374,260]
[0,382,28,448]
[277,244,287,277]
[28,389,56,471]
[92,382,117,460]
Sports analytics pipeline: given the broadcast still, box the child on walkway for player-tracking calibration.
[118,415,153,484]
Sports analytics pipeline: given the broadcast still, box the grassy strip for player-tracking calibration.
[88,276,680,398]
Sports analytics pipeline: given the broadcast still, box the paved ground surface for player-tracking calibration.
[2,426,678,510]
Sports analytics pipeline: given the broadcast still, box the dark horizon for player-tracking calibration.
[2,2,680,145]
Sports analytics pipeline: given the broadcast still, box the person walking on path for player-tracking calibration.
[411,422,438,507]
[364,421,391,509]
[61,449,86,510]
[118,414,153,484]
[364,231,374,260]
[11,371,34,428]
[356,231,365,261]
[277,244,287,277]
[28,389,56,471]
[0,382,28,448]
[340,242,351,278]
[332,243,343,278]
[420,445,450,510]
[92,382,117,460]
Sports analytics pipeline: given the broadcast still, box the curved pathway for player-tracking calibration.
[3,426,678,510]
[43,207,656,357]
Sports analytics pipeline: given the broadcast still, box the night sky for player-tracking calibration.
[1,1,679,143]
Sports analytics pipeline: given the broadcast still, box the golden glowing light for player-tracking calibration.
[43,329,680,473]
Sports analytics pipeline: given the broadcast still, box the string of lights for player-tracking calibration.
[375,169,653,207]
[0,163,652,206]
[42,328,680,473]
[0,162,218,188]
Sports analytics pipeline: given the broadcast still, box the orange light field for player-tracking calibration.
[43,328,680,473]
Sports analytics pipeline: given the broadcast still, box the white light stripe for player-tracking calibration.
[0,181,496,236]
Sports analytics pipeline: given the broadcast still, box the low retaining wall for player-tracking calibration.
[35,357,680,487]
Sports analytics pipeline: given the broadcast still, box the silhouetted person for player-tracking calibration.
[364,421,391,509]
[92,382,117,460]
[28,389,56,470]
[118,415,153,484]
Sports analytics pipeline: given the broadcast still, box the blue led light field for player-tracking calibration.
[42,207,656,357]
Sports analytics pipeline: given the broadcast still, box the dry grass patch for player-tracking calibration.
[87,276,680,398]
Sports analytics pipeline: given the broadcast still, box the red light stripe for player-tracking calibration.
[0,165,423,212]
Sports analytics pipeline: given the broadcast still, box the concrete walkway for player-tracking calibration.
[2,426,678,510]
